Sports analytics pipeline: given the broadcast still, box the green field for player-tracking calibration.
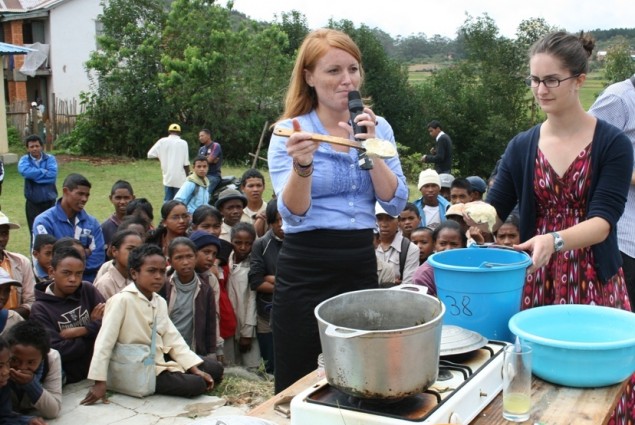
[1,157,275,257]
[407,64,606,110]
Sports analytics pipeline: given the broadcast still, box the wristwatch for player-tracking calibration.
[550,232,565,252]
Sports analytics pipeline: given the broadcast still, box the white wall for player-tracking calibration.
[47,0,102,103]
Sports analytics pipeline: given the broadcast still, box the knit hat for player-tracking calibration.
[189,230,221,251]
[418,169,441,190]
[0,267,21,287]
[439,173,455,189]
[466,176,487,194]
[215,188,247,209]
[0,212,20,230]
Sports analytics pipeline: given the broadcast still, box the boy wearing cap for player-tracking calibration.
[0,212,36,319]
[215,189,248,242]
[450,177,472,205]
[413,169,450,229]
[148,123,191,202]
[466,176,487,201]
[375,203,420,285]
[0,268,25,336]
[438,173,454,202]
[190,230,225,361]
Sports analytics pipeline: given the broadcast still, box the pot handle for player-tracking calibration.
[391,284,428,294]
[324,325,371,339]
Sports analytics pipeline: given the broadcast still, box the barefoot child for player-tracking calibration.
[81,244,223,404]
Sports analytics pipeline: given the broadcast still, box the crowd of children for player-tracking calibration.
[0,158,525,422]
[0,167,284,422]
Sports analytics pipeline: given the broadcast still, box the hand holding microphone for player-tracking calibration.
[348,91,374,170]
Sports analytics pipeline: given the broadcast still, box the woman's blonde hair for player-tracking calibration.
[279,29,364,121]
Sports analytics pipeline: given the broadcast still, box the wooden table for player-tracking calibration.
[248,372,625,424]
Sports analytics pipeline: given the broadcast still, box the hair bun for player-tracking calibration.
[578,31,595,58]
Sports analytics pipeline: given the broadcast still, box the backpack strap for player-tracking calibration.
[0,309,8,333]
[399,236,411,279]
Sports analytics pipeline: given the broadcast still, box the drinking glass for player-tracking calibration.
[502,343,532,422]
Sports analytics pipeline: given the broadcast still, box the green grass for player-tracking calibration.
[580,72,607,110]
[2,154,274,257]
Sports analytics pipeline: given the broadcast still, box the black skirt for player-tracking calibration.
[272,229,378,393]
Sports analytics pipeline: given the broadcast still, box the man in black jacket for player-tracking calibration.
[421,120,453,174]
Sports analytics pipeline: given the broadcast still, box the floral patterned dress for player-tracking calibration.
[527,144,634,424]
[524,144,631,310]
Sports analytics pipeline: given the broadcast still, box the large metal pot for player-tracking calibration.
[315,285,445,400]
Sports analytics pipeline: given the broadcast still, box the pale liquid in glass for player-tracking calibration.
[503,392,531,421]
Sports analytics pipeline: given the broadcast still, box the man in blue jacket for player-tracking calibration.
[32,174,105,283]
[17,135,58,235]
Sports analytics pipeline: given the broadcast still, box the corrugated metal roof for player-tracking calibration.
[0,41,33,54]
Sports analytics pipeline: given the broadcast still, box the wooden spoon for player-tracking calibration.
[273,128,397,158]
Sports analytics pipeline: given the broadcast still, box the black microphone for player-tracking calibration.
[348,91,373,170]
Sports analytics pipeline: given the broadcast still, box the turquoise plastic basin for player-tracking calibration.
[509,304,635,387]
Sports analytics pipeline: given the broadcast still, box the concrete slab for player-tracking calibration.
[47,380,243,424]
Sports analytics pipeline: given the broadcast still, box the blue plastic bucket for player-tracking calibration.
[428,247,531,342]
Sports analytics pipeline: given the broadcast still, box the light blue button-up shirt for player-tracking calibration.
[268,110,408,234]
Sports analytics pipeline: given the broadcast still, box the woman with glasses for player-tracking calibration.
[484,31,633,421]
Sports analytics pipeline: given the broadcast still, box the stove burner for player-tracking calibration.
[437,367,453,381]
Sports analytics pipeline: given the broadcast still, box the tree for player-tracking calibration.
[160,0,291,161]
[277,10,309,56]
[66,0,171,157]
[604,40,635,84]
[414,14,532,177]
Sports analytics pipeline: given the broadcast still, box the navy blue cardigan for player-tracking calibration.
[487,119,633,282]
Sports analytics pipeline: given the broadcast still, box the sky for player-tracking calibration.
[231,0,632,39]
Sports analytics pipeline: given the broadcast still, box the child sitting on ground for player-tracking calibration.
[31,235,56,284]
[163,237,221,362]
[409,227,435,265]
[174,156,209,214]
[81,244,223,404]
[189,230,224,362]
[0,336,47,425]
[7,320,62,419]
[30,247,105,384]
[94,230,143,300]
[226,222,260,368]
[413,220,467,296]
[191,206,235,362]
[0,268,25,337]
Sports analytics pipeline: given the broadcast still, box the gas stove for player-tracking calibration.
[290,340,506,424]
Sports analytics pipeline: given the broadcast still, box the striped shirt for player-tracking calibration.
[589,76,635,257]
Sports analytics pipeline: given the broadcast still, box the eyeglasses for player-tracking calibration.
[168,214,189,222]
[524,74,580,88]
